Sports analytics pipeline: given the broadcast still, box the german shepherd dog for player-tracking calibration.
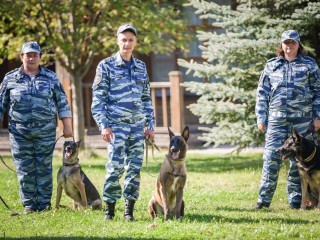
[148,126,189,220]
[55,140,102,210]
[277,128,320,210]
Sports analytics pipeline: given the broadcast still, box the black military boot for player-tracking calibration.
[104,202,116,221]
[124,199,135,221]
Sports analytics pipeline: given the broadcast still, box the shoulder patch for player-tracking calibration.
[93,71,102,86]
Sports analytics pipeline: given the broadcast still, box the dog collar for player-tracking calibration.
[303,147,316,162]
[63,158,79,166]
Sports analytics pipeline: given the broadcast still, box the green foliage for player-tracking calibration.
[0,0,192,148]
[179,0,320,150]
[1,150,320,239]
[0,0,191,76]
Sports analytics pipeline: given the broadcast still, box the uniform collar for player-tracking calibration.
[19,65,45,77]
[114,51,143,69]
[278,54,303,63]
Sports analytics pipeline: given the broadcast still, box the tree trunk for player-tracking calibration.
[70,74,86,149]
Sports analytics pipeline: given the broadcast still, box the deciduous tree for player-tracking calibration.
[0,0,191,147]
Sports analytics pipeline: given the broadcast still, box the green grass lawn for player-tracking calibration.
[0,149,319,239]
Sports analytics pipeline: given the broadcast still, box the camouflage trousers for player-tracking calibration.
[257,116,313,206]
[103,123,144,203]
[9,121,56,211]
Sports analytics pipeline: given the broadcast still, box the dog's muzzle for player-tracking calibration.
[65,147,73,158]
[170,146,180,160]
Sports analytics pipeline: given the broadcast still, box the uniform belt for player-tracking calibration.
[11,120,56,128]
[269,112,313,118]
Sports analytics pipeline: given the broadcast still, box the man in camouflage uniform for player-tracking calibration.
[255,30,320,209]
[0,42,73,214]
[91,24,155,221]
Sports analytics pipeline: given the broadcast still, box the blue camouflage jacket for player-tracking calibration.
[255,54,320,125]
[91,51,155,130]
[0,66,72,123]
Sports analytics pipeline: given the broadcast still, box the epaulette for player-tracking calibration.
[44,68,55,75]
[104,55,115,63]
[4,68,19,77]
[40,67,57,79]
[302,55,316,63]
[267,57,278,63]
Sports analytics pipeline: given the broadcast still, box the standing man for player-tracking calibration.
[91,24,155,221]
[255,30,320,209]
[0,41,73,214]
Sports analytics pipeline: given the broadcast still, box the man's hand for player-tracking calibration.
[258,123,266,132]
[144,129,155,141]
[313,119,320,132]
[101,128,114,142]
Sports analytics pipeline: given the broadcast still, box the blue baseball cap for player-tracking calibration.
[281,30,300,43]
[117,24,137,36]
[21,41,41,54]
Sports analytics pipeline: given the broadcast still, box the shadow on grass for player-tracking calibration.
[1,238,162,240]
[185,212,315,224]
[142,154,264,174]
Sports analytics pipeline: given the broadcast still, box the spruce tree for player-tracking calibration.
[179,0,320,150]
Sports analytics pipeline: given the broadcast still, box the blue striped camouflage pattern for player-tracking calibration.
[0,66,71,122]
[91,51,155,131]
[255,54,320,206]
[258,117,311,205]
[0,66,72,210]
[9,121,56,210]
[91,51,155,203]
[103,124,144,202]
[256,54,320,125]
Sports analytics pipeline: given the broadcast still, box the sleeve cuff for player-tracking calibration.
[58,110,72,119]
[257,117,267,125]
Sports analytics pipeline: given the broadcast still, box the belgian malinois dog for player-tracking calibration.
[148,126,189,220]
[277,128,320,210]
[55,140,102,210]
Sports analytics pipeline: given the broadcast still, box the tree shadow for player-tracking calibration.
[185,212,314,225]
[142,154,264,174]
[2,238,162,240]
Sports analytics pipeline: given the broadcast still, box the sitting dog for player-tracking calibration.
[55,140,102,210]
[277,128,320,210]
[148,126,189,220]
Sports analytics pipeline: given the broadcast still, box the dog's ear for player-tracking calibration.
[76,139,82,148]
[292,128,302,143]
[181,126,189,142]
[168,127,175,140]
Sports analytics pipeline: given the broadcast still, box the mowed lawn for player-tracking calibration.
[0,148,319,239]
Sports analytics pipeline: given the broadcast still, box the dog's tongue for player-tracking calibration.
[172,151,180,160]
[65,152,72,158]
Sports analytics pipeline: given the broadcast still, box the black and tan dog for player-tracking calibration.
[277,128,320,210]
[148,126,189,220]
[55,140,102,210]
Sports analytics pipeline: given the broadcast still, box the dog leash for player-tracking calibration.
[0,195,19,216]
[0,154,19,215]
[0,134,70,216]
[0,134,68,172]
[307,123,320,146]
[145,135,163,177]
[0,155,20,216]
[0,154,16,173]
